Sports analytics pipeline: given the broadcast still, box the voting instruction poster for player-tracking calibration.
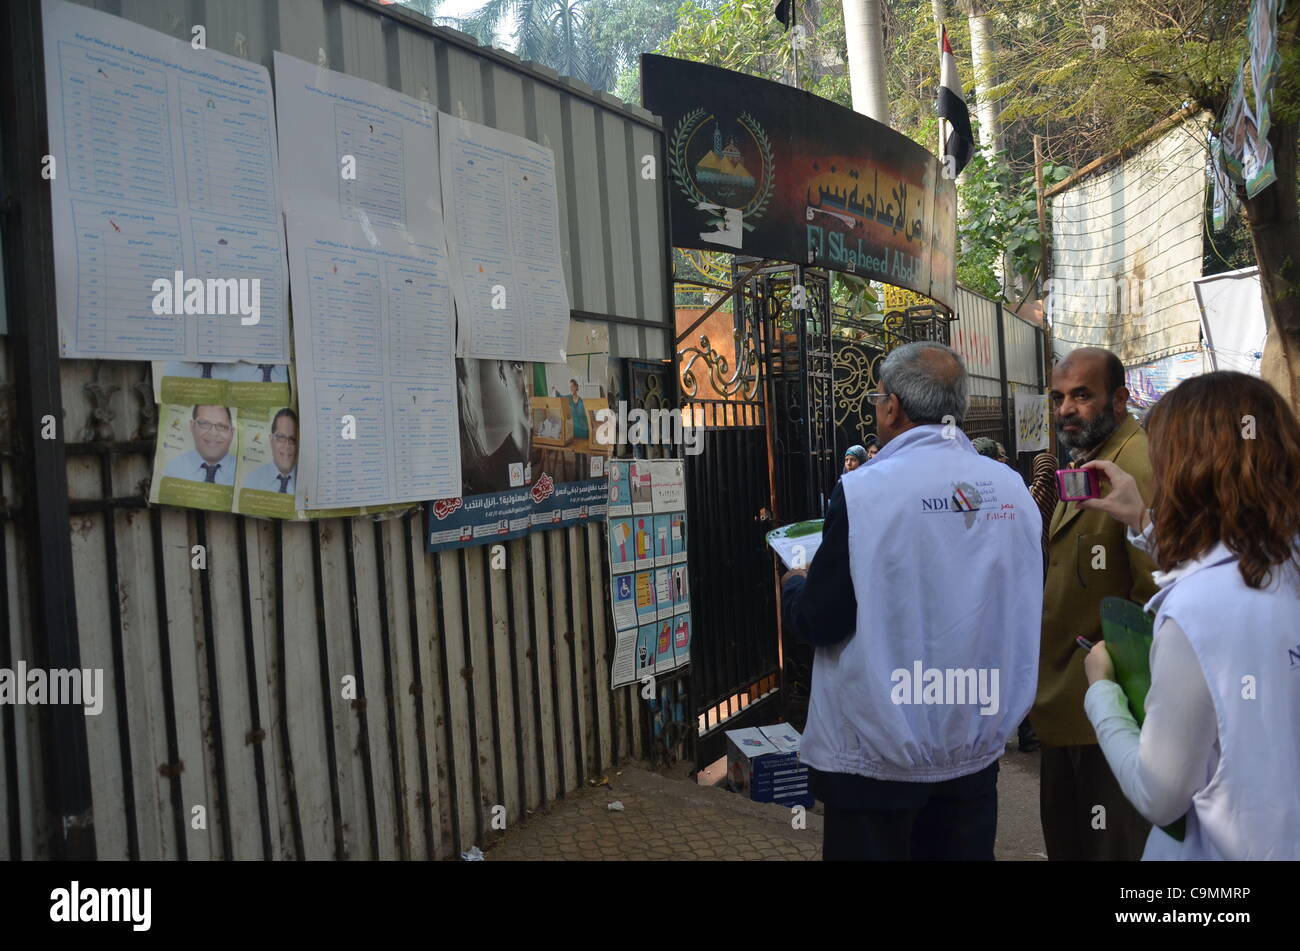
[608,457,691,688]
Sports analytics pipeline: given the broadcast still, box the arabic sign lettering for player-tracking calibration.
[642,55,957,310]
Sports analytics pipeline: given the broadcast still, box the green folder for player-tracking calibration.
[1099,597,1187,842]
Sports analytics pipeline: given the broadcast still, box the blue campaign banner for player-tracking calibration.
[426,476,607,552]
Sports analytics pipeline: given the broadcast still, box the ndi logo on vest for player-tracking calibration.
[890,662,999,715]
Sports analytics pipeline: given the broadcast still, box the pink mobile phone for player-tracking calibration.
[1056,468,1100,502]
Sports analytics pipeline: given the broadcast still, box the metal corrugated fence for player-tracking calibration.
[1,0,666,859]
[949,285,1048,451]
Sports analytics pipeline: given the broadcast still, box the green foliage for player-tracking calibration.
[956,150,1070,300]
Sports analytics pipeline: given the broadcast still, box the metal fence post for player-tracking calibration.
[994,302,1012,450]
[0,0,96,860]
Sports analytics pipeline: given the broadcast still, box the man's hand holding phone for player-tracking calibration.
[1076,459,1147,534]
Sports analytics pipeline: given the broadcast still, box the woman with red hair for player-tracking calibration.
[1076,371,1300,860]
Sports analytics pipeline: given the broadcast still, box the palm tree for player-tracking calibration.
[436,0,617,88]
[841,0,890,124]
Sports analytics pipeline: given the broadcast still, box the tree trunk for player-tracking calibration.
[842,0,891,125]
[1244,8,1300,413]
[966,1,1003,157]
[1245,120,1300,411]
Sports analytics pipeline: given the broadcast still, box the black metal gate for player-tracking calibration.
[674,255,772,768]
[674,255,842,765]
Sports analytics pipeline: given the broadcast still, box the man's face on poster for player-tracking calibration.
[191,405,233,464]
[271,413,298,475]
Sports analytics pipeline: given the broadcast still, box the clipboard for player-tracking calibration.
[1100,596,1187,842]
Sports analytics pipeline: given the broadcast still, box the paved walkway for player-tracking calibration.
[483,743,1046,861]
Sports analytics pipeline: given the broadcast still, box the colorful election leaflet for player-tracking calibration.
[654,617,675,670]
[673,613,691,667]
[607,459,633,516]
[634,569,658,623]
[612,573,637,631]
[608,517,635,572]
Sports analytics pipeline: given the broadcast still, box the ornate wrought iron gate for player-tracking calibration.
[674,255,840,764]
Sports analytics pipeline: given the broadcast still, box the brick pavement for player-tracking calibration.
[482,742,1047,861]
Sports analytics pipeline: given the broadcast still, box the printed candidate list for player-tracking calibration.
[42,0,289,362]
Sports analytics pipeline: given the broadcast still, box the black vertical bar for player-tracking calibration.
[402,514,435,860]
[0,464,23,857]
[97,454,138,860]
[480,544,506,830]
[234,518,273,859]
[542,534,567,797]
[522,535,549,808]
[562,528,585,787]
[0,0,95,861]
[455,549,485,841]
[148,509,187,859]
[372,520,408,860]
[310,522,345,860]
[995,302,1012,449]
[194,512,233,860]
[341,521,380,860]
[272,521,305,860]
[581,525,603,773]
[431,549,463,858]
[596,523,618,769]
[502,538,528,816]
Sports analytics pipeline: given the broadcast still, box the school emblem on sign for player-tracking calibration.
[668,108,775,236]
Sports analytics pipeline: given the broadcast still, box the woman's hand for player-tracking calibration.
[1085,641,1116,685]
[1077,459,1147,534]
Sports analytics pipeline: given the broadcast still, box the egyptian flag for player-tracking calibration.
[937,26,975,176]
[774,0,794,31]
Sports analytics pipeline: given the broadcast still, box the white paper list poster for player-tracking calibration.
[42,0,289,362]
[273,54,461,508]
[439,114,571,363]
[271,52,443,241]
[286,217,460,508]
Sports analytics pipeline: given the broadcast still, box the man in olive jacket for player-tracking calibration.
[1035,348,1157,860]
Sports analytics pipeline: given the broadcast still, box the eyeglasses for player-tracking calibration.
[194,420,232,435]
[867,391,890,406]
[272,433,297,446]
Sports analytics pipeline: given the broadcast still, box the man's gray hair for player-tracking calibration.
[879,341,969,425]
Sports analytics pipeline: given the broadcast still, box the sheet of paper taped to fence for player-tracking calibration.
[42,0,290,362]
[439,113,572,364]
[274,53,461,509]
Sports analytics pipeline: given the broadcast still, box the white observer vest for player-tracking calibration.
[1141,545,1300,861]
[800,425,1043,782]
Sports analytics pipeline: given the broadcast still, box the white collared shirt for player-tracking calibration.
[164,449,236,486]
[243,461,296,494]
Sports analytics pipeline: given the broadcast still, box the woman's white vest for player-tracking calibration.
[799,425,1043,782]
[1141,544,1300,860]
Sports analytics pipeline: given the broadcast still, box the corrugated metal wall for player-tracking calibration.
[2,0,666,860]
[949,284,1047,450]
[951,285,1004,399]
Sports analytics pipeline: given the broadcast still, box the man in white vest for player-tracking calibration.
[782,341,1042,860]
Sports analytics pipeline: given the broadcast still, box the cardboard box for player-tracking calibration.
[531,396,573,447]
[724,724,813,807]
